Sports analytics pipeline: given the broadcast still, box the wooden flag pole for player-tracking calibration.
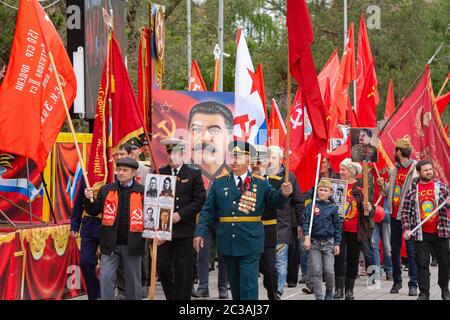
[437,73,449,97]
[48,51,92,201]
[363,162,369,216]
[373,163,381,180]
[285,45,291,183]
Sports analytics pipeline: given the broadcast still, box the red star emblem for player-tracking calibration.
[160,102,171,113]
[247,65,265,104]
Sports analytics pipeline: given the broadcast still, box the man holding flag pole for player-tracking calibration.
[401,160,450,300]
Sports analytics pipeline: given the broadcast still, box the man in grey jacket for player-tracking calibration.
[377,138,418,296]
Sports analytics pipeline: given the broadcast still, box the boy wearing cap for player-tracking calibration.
[377,137,419,296]
[302,179,342,300]
[84,157,145,300]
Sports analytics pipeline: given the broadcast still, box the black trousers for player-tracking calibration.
[287,227,300,283]
[157,237,194,300]
[414,232,449,296]
[259,247,278,300]
[335,232,361,279]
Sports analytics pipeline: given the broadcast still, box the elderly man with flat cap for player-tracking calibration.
[194,140,293,300]
[156,137,206,300]
[84,157,145,300]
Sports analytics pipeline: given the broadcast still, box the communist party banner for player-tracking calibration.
[379,66,450,185]
[151,90,234,189]
[0,0,77,171]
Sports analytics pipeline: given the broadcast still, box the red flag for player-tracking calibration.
[0,0,76,170]
[268,99,286,148]
[318,50,340,102]
[358,61,377,127]
[286,89,305,150]
[88,32,144,190]
[291,135,321,192]
[138,27,151,131]
[286,0,327,145]
[445,124,449,137]
[329,23,355,138]
[327,138,351,173]
[384,79,395,119]
[356,15,379,111]
[188,60,207,91]
[379,65,450,185]
[436,92,450,115]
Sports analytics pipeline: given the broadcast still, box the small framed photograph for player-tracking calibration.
[350,128,378,162]
[143,205,157,238]
[159,175,176,207]
[156,207,173,241]
[323,178,348,217]
[330,138,345,151]
[144,174,160,206]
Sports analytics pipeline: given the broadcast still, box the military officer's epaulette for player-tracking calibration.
[268,175,282,181]
[186,163,201,171]
[216,172,230,180]
[251,174,265,180]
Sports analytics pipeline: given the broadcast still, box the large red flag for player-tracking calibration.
[318,50,340,102]
[358,61,377,127]
[286,0,327,144]
[291,135,321,192]
[88,32,144,190]
[188,59,207,91]
[356,15,379,111]
[0,0,76,170]
[329,23,355,138]
[379,65,450,185]
[268,98,286,148]
[286,89,305,151]
[384,79,395,119]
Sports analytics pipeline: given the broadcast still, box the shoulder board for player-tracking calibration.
[216,172,230,180]
[186,164,200,171]
[252,174,265,180]
[269,175,282,181]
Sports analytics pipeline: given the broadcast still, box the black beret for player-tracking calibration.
[116,157,139,170]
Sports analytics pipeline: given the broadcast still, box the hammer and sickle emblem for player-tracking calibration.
[290,105,303,129]
[105,203,116,215]
[131,209,143,220]
[233,114,256,141]
[153,117,177,140]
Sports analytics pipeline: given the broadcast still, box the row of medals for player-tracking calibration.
[238,185,258,214]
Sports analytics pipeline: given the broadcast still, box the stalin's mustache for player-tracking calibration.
[193,143,216,153]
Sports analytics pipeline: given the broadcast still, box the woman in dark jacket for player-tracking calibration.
[334,158,374,300]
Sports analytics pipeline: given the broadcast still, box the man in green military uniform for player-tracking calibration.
[193,140,293,300]
[351,128,377,162]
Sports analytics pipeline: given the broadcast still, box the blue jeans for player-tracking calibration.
[310,238,335,300]
[391,219,418,288]
[298,236,308,276]
[372,212,393,275]
[275,243,289,295]
[196,222,228,291]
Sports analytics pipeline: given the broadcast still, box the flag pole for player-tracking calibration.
[25,157,33,224]
[437,73,449,97]
[308,153,322,236]
[48,52,92,201]
[285,44,291,183]
[410,201,447,235]
[363,162,369,216]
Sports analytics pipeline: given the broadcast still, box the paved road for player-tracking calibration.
[72,262,446,300]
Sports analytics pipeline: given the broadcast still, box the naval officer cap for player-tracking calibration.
[116,157,139,170]
[252,145,269,162]
[160,137,189,153]
[228,140,256,158]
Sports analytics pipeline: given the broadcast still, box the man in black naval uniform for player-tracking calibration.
[194,140,293,300]
[156,137,206,300]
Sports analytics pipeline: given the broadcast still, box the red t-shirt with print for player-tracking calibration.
[391,164,412,218]
[343,182,359,233]
[418,181,438,233]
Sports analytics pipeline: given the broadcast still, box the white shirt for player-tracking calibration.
[233,171,248,188]
[172,163,183,176]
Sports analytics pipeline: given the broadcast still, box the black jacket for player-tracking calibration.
[261,175,283,248]
[159,164,206,238]
[70,179,100,239]
[302,200,342,245]
[84,180,145,256]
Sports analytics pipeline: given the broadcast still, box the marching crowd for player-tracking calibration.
[71,134,450,301]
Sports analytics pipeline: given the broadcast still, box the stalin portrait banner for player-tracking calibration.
[151,90,234,189]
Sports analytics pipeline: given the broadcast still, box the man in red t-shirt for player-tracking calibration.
[377,138,418,296]
[402,160,450,300]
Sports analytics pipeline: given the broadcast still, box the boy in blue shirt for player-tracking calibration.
[302,179,342,300]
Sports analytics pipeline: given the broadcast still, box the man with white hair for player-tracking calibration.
[267,145,305,298]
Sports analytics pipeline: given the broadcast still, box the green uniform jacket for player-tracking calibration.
[194,172,290,256]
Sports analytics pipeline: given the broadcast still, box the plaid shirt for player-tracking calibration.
[401,179,450,241]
